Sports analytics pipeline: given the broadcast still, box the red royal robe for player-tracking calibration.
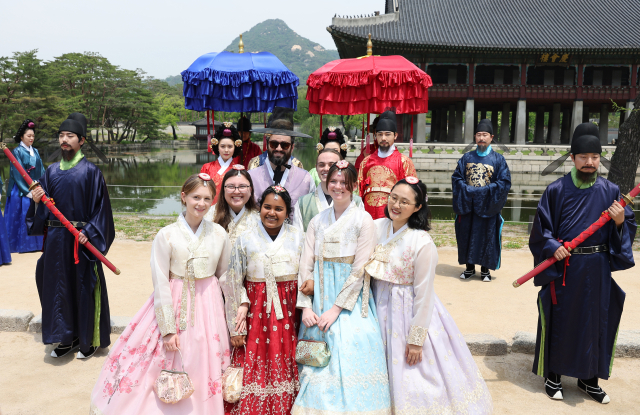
[355,143,378,171]
[201,156,241,204]
[357,149,417,220]
[242,140,262,170]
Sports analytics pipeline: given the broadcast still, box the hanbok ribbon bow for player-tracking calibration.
[177,224,210,331]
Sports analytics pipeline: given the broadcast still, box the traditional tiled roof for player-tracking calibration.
[330,0,640,53]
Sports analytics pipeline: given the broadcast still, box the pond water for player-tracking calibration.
[1,144,638,223]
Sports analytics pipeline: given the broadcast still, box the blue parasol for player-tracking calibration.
[181,51,299,113]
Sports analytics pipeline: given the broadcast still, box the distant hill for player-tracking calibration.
[164,75,183,87]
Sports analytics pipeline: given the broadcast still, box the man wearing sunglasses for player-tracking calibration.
[250,107,315,220]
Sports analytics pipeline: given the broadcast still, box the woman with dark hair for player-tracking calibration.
[293,160,391,415]
[201,122,243,203]
[5,119,45,253]
[0,174,12,265]
[369,177,492,414]
[223,185,304,415]
[309,127,348,186]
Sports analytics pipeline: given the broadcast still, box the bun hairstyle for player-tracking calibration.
[326,161,357,193]
[259,186,292,217]
[14,119,36,143]
[318,127,347,158]
[385,178,432,231]
[211,122,242,158]
[181,173,216,206]
[214,168,258,231]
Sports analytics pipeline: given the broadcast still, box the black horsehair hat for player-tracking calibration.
[376,110,397,133]
[251,107,312,139]
[58,112,87,138]
[237,115,252,133]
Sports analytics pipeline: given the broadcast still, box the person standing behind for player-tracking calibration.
[0,174,11,265]
[529,123,636,403]
[5,119,45,253]
[355,116,379,171]
[452,119,511,282]
[357,110,416,220]
[309,127,348,186]
[223,186,304,415]
[27,113,115,359]
[239,115,262,169]
[200,122,242,203]
[369,177,493,414]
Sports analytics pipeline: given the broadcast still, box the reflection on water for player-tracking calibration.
[1,145,638,222]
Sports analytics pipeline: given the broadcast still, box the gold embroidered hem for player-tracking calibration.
[155,304,177,337]
[240,379,300,399]
[169,271,214,331]
[314,255,355,264]
[246,274,298,283]
[407,325,428,346]
[292,405,391,415]
[335,267,367,314]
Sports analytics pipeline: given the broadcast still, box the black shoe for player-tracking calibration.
[77,346,99,359]
[460,270,475,279]
[51,337,80,358]
[544,377,563,400]
[578,379,610,404]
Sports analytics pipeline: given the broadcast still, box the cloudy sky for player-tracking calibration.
[2,0,378,78]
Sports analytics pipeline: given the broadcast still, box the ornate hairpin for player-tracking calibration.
[316,143,324,152]
[211,137,219,146]
[232,164,245,171]
[336,159,349,176]
[340,143,348,151]
[234,139,242,147]
[223,121,233,127]
[198,172,212,186]
[272,185,285,200]
[405,176,419,184]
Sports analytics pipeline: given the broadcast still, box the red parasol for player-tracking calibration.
[306,55,432,116]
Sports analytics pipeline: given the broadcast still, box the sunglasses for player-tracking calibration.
[268,140,292,151]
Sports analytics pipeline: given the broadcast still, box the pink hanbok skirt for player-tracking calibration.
[373,280,493,415]
[90,277,231,415]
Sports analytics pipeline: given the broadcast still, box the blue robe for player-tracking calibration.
[5,145,45,253]
[26,157,115,350]
[452,148,511,270]
[529,174,636,380]
[0,175,11,265]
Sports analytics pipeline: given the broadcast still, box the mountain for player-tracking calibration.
[223,19,339,82]
[164,75,183,87]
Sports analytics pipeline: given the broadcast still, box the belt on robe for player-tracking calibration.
[364,187,392,195]
[46,220,86,228]
[261,265,297,321]
[169,271,213,331]
[570,244,608,255]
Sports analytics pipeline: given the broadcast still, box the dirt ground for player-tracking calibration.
[1,242,640,414]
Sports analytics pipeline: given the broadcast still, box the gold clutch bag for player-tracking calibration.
[222,346,244,403]
[153,348,195,404]
[295,328,331,367]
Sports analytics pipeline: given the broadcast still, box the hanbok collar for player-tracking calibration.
[178,212,204,241]
[377,144,396,159]
[315,184,332,211]
[266,160,289,186]
[476,144,492,157]
[329,200,355,224]
[258,220,286,243]
[229,205,246,223]
[382,220,409,244]
[59,149,85,171]
[217,156,233,176]
[20,141,35,157]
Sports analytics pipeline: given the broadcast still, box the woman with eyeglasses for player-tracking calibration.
[369,177,492,414]
[293,161,391,415]
[201,122,243,203]
[222,186,304,415]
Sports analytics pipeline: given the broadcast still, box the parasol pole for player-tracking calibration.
[366,113,371,155]
[361,114,365,153]
[0,143,121,275]
[410,114,414,158]
[263,112,267,151]
[319,115,323,139]
[206,110,211,153]
[513,183,640,288]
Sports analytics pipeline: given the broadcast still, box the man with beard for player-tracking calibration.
[529,122,636,403]
[249,107,314,220]
[238,115,262,169]
[246,110,304,170]
[452,119,511,282]
[357,110,416,219]
[27,112,115,359]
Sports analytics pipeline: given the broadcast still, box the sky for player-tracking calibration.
[1,0,379,79]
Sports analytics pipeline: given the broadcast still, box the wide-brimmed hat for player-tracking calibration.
[251,107,312,138]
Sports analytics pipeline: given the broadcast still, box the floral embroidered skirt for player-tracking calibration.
[90,277,231,415]
[292,261,391,415]
[226,280,300,415]
[373,280,493,415]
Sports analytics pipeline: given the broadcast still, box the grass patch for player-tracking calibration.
[114,214,177,241]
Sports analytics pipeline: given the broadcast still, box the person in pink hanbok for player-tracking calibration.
[90,173,232,415]
[368,177,493,415]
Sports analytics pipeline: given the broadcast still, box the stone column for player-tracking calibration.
[415,113,426,143]
[534,106,545,143]
[570,100,584,140]
[561,108,571,143]
[511,194,522,222]
[510,110,516,143]
[550,103,561,144]
[440,108,448,142]
[464,99,475,143]
[430,109,439,142]
[500,103,511,142]
[515,99,527,144]
[599,103,609,145]
[491,108,499,137]
[454,102,464,143]
[448,104,456,141]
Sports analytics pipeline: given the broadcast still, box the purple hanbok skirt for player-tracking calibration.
[373,280,493,415]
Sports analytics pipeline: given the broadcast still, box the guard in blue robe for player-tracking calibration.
[452,120,511,281]
[0,175,12,265]
[5,119,45,253]
[529,123,636,404]
[26,113,115,359]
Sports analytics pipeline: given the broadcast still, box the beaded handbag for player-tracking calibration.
[222,346,244,403]
[153,348,195,404]
[295,328,331,367]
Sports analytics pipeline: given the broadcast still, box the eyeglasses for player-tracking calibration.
[268,140,292,151]
[388,194,416,209]
[224,184,251,192]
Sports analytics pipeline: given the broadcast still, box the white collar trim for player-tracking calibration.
[20,141,35,157]
[217,156,233,176]
[266,160,289,186]
[179,213,204,241]
[377,144,396,158]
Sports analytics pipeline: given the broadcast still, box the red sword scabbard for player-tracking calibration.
[1,143,121,275]
[513,182,639,288]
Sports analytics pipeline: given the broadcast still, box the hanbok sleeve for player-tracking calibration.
[10,148,31,196]
[407,235,438,346]
[220,237,250,337]
[150,230,176,337]
[608,197,637,272]
[296,219,316,309]
[335,214,376,310]
[401,156,417,178]
[529,183,564,286]
[215,232,232,278]
[292,200,304,232]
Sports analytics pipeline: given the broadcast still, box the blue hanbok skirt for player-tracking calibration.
[5,185,43,253]
[292,260,391,415]
[0,205,11,264]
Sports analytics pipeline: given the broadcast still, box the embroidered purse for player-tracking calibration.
[295,328,331,367]
[153,348,195,404]
[222,346,244,403]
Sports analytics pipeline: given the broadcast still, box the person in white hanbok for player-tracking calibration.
[293,161,391,415]
[368,177,493,414]
[222,185,305,415]
[90,173,232,414]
